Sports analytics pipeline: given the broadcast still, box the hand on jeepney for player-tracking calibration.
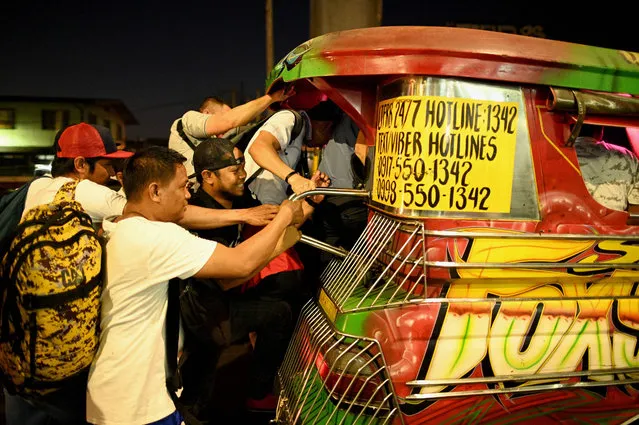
[241,204,279,226]
[269,86,295,103]
[279,200,305,226]
[288,173,316,195]
[309,170,331,204]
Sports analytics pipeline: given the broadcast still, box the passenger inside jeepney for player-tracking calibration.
[574,124,639,212]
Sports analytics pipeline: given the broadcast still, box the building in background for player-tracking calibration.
[0,96,137,194]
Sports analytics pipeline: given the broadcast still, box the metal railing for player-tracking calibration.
[274,301,401,425]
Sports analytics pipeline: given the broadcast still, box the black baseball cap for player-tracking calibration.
[193,138,244,175]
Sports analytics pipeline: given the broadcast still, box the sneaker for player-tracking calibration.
[245,393,279,411]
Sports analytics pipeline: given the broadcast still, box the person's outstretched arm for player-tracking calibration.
[194,200,303,280]
[205,87,294,136]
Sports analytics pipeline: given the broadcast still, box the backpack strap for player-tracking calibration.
[176,119,198,151]
[166,277,181,394]
[244,110,306,189]
[53,180,80,203]
[177,120,202,181]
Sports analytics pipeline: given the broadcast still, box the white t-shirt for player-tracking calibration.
[168,110,210,179]
[23,177,126,225]
[86,217,217,425]
[243,110,309,205]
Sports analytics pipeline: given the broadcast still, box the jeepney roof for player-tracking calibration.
[266,26,639,96]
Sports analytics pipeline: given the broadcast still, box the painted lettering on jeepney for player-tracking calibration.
[373,96,519,213]
[448,228,639,278]
[418,278,639,395]
[416,229,639,395]
[620,50,639,66]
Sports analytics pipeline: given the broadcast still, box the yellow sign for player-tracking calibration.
[372,95,519,213]
[318,289,337,322]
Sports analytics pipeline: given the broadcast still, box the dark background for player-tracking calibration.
[0,0,634,140]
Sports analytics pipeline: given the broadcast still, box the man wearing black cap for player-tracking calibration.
[176,138,325,417]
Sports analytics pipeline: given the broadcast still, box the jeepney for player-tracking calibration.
[266,26,639,425]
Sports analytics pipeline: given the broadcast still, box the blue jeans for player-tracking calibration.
[4,386,87,425]
[148,410,183,425]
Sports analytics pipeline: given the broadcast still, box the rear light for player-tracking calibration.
[315,343,387,405]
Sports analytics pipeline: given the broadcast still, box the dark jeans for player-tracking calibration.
[4,382,88,425]
[180,270,306,420]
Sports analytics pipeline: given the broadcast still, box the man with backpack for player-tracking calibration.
[1,123,133,425]
[242,100,339,205]
[0,123,287,425]
[85,146,303,425]
[169,87,294,182]
[243,100,347,290]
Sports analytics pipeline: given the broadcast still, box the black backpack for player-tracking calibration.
[0,178,45,260]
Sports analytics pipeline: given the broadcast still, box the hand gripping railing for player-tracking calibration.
[288,188,370,259]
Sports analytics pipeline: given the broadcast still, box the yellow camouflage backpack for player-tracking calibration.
[0,180,103,396]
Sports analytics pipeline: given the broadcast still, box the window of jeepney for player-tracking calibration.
[371,77,539,220]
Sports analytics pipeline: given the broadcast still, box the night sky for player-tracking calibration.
[0,0,634,139]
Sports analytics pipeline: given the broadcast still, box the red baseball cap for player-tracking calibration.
[55,123,133,159]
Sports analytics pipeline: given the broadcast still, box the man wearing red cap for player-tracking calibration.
[3,123,282,425]
[4,123,134,425]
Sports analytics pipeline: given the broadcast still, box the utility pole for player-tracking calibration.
[310,0,382,38]
[265,0,274,76]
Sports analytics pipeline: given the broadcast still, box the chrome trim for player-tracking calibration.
[621,414,639,425]
[565,90,586,147]
[547,87,639,116]
[289,188,370,201]
[406,378,639,400]
[427,261,639,269]
[408,366,639,387]
[401,294,639,303]
[300,234,349,258]
[423,229,639,241]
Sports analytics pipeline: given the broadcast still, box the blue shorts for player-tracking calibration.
[148,410,183,425]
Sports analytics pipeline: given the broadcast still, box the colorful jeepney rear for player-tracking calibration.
[267,26,639,425]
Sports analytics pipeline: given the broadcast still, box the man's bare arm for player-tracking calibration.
[178,204,278,229]
[249,130,316,194]
[205,88,293,136]
[216,226,301,291]
[194,201,303,280]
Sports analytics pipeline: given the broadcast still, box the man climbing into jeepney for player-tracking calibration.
[575,124,639,211]
[169,88,294,183]
[243,99,355,285]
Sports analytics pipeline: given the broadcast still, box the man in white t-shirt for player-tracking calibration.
[169,88,294,181]
[86,146,303,425]
[243,100,338,206]
[23,124,282,232]
[4,122,134,425]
